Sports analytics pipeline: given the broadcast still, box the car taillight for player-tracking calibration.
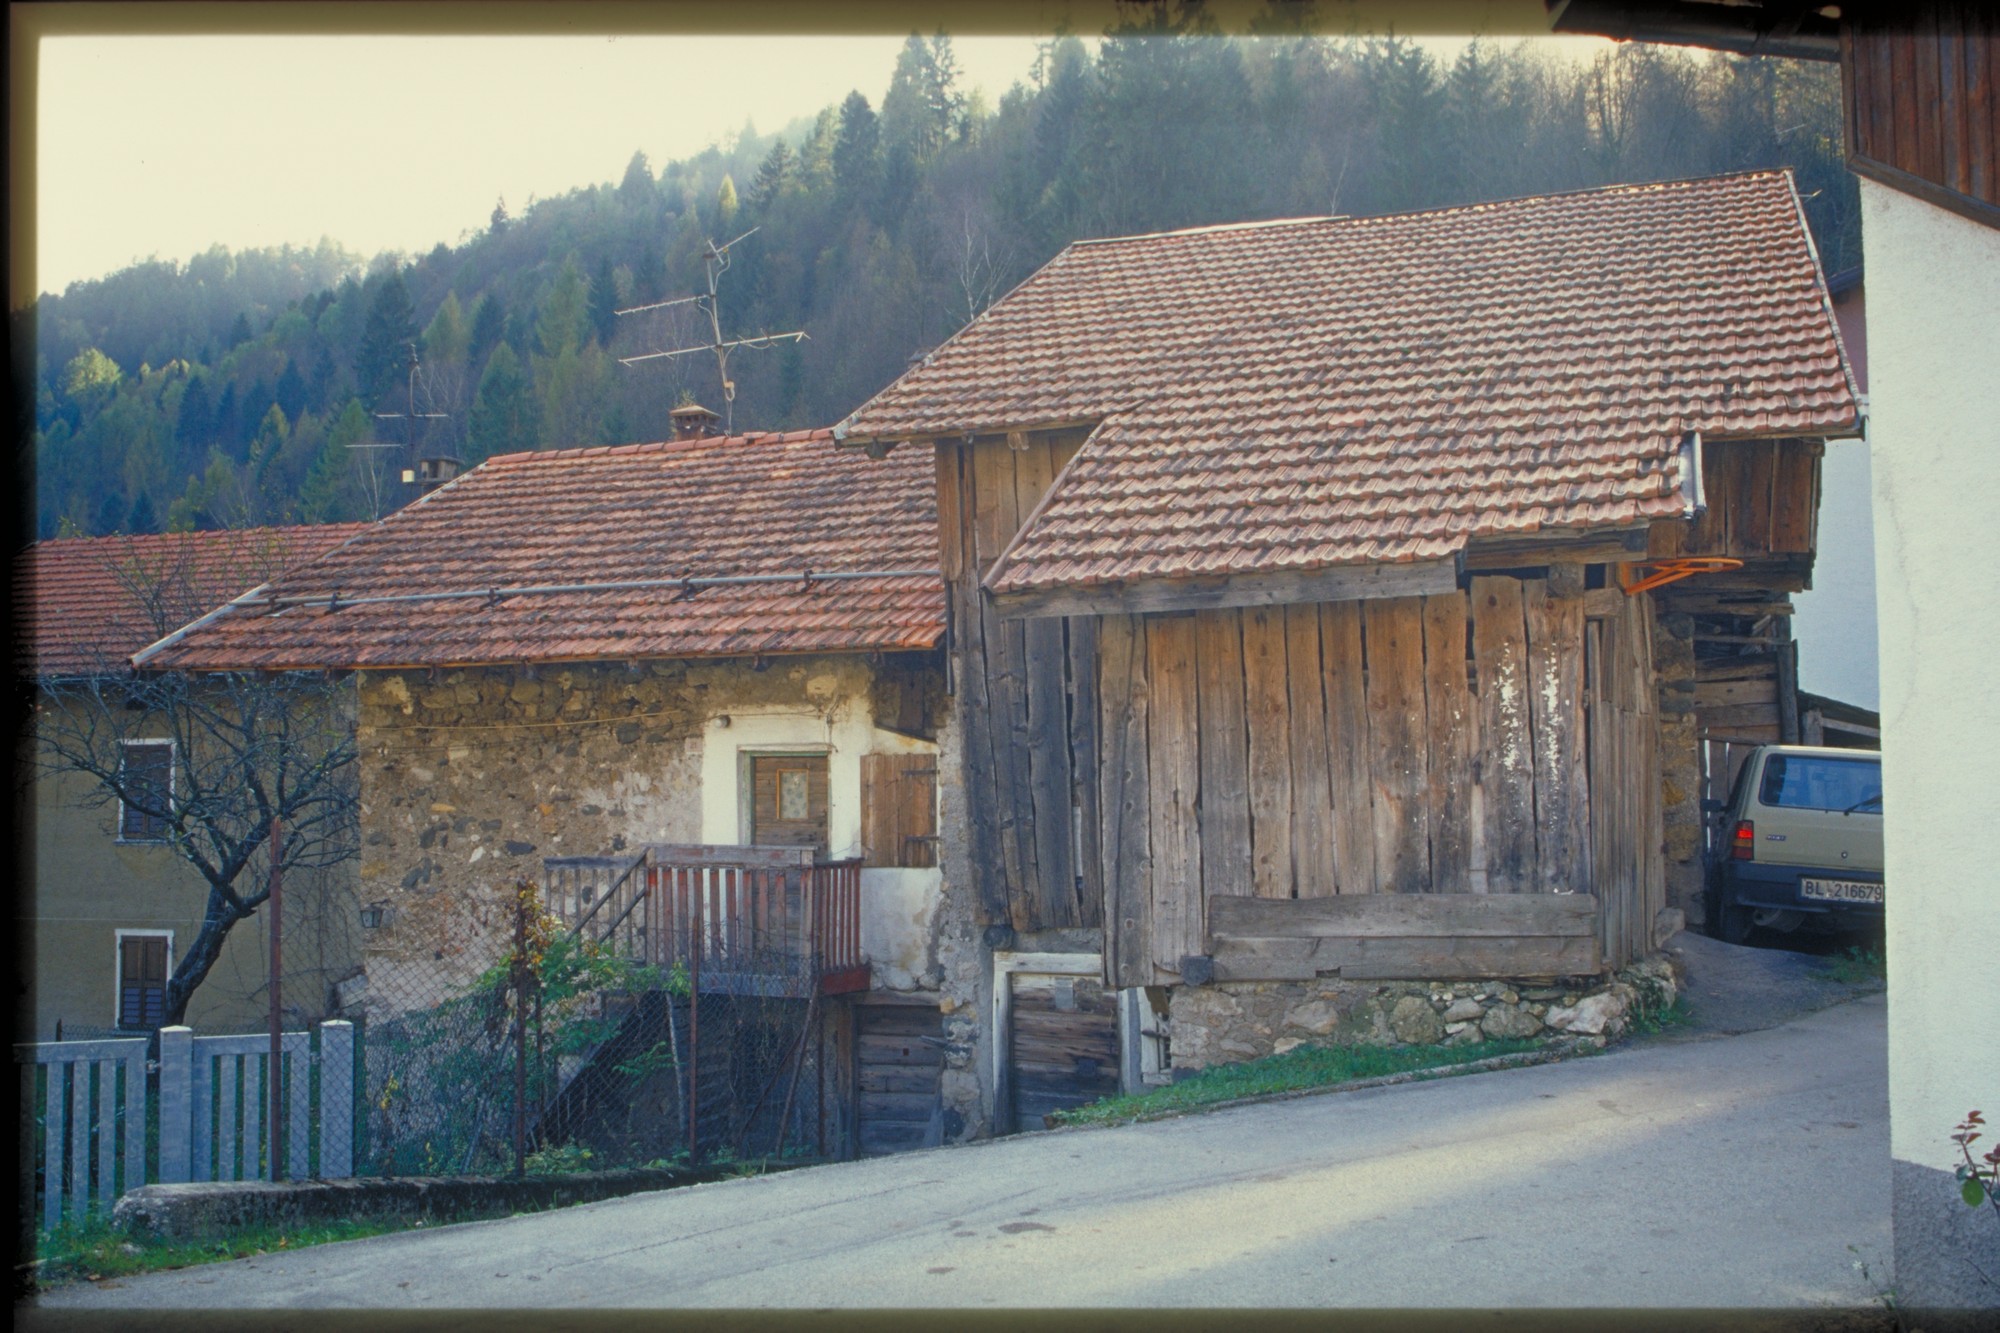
[1731,820,1755,861]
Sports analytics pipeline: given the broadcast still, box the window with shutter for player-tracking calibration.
[118,934,170,1029]
[119,741,173,842]
[750,754,830,854]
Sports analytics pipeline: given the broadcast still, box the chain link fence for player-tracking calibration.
[357,881,834,1177]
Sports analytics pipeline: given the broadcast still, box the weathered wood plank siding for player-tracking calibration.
[939,433,1101,934]
[1082,575,1650,983]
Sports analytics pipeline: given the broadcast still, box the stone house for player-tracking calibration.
[15,524,365,1041]
[139,421,958,1156]
[837,169,1861,1133]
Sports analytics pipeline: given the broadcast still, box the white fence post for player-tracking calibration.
[157,1026,192,1184]
[319,1021,354,1179]
[285,1031,311,1181]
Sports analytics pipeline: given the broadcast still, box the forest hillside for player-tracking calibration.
[19,13,1857,540]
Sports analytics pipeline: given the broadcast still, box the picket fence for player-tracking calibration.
[17,1020,356,1230]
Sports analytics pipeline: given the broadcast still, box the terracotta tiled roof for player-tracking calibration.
[15,525,367,678]
[838,170,1861,594]
[137,430,943,670]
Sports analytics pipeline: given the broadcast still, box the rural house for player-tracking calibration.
[837,169,1861,1133]
[137,420,957,1159]
[16,524,365,1042]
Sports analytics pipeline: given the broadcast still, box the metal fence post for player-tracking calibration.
[156,1025,193,1184]
[318,1021,354,1179]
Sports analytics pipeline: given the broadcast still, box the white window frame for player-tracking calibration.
[112,928,174,1030]
[116,737,176,844]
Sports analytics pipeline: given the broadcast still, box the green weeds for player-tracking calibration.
[1818,944,1887,986]
[1047,1037,1542,1129]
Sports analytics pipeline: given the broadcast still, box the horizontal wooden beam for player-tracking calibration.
[1209,892,1599,941]
[1210,933,1604,983]
[1462,527,1651,570]
[988,558,1459,621]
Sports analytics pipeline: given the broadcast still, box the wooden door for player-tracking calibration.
[1008,972,1120,1131]
[854,1002,943,1156]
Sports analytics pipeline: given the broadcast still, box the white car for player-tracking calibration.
[1707,745,1884,945]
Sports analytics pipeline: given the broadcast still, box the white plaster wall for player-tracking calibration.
[1862,178,2000,1170]
[1792,436,1880,709]
[693,663,941,991]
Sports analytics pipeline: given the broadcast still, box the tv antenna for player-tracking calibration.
[347,342,451,517]
[616,226,807,434]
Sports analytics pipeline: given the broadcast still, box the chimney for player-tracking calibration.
[670,403,722,441]
[416,455,464,494]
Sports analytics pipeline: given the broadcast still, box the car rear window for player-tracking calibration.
[1757,754,1883,813]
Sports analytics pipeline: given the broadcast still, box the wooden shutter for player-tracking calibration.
[119,936,168,1028]
[119,743,172,841]
[860,754,939,868]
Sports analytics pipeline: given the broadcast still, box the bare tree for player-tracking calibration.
[25,535,360,1027]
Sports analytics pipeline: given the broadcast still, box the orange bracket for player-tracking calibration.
[1618,556,1744,595]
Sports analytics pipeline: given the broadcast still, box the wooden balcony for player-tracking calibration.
[542,845,868,999]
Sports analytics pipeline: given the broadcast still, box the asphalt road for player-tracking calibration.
[32,992,1891,1314]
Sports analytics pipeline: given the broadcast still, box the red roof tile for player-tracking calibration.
[138,430,943,670]
[15,525,367,677]
[838,171,1861,594]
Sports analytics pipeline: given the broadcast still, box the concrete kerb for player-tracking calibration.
[111,1162,794,1241]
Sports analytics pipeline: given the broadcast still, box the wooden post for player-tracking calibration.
[267,816,283,1180]
[512,887,527,1178]
[688,883,702,1162]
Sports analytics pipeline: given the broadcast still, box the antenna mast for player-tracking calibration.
[616,227,807,434]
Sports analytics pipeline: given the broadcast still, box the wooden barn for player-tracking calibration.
[838,170,1861,1097]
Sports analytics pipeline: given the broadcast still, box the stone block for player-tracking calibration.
[1479,1004,1544,1040]
[1388,995,1445,1045]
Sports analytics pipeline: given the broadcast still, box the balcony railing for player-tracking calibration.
[542,845,867,998]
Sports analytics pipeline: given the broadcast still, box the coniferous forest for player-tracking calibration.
[19,11,1858,541]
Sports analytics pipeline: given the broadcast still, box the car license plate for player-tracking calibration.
[1801,877,1884,904]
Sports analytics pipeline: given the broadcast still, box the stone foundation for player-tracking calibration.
[1167,955,1681,1070]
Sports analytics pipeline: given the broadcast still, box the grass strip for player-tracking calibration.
[1048,1036,1548,1129]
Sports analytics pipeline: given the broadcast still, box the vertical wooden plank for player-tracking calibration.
[1524,579,1589,894]
[1241,606,1295,899]
[1632,592,1664,964]
[287,1037,311,1182]
[1146,614,1203,972]
[1471,577,1537,892]
[942,446,1003,924]
[859,754,885,867]
[1098,615,1153,989]
[1283,603,1336,898]
[192,1049,213,1183]
[1016,436,1076,927]
[1194,609,1253,903]
[97,1060,117,1205]
[934,442,964,584]
[1422,590,1479,893]
[46,1064,66,1228]
[971,440,1034,926]
[1768,440,1816,554]
[67,1061,88,1218]
[1585,619,1615,962]
[1320,601,1375,895]
[124,1043,147,1195]
[1067,614,1103,929]
[1363,597,1431,893]
[1738,440,1778,554]
[217,1055,239,1181]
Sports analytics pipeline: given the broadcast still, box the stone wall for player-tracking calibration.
[351,654,946,1019]
[1166,956,1681,1070]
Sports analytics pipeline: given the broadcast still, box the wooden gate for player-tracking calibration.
[1005,970,1119,1132]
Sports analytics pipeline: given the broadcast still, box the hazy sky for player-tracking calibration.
[30,34,1051,296]
[26,20,1615,299]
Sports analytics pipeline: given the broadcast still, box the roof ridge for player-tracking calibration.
[1070,168,1794,248]
[487,427,835,466]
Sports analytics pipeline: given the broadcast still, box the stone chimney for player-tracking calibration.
[670,403,722,441]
